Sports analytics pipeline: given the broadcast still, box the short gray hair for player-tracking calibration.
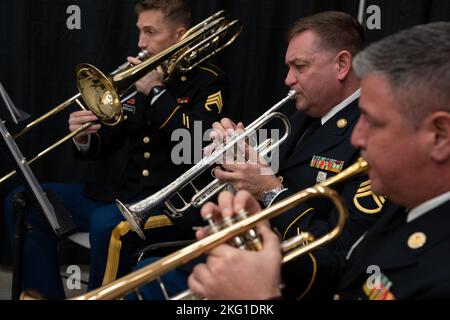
[353,22,450,126]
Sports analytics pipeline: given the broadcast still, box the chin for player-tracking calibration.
[295,102,308,112]
[368,174,384,196]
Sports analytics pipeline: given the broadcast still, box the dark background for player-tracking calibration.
[1,0,449,265]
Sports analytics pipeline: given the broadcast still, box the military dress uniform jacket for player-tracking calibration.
[339,199,450,299]
[75,63,228,204]
[269,100,391,299]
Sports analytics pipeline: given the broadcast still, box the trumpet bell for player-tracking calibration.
[116,199,147,240]
[76,64,123,126]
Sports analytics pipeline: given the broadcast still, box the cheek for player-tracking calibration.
[366,135,412,191]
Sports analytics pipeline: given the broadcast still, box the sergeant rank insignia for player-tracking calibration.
[310,155,344,173]
[362,271,396,300]
[204,91,223,113]
[353,180,385,214]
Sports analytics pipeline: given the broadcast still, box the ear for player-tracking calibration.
[335,50,352,81]
[428,112,450,162]
[175,27,187,41]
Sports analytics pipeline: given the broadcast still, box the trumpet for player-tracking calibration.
[51,158,368,300]
[117,90,295,240]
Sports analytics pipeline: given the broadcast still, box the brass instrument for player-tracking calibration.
[117,90,295,240]
[54,157,368,300]
[76,10,241,122]
[0,51,148,185]
[1,10,241,184]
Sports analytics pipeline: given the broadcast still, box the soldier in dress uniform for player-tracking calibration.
[3,0,229,298]
[197,11,393,299]
[339,21,450,300]
[187,21,450,300]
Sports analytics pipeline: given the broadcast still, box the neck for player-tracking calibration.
[405,168,450,208]
[340,74,360,102]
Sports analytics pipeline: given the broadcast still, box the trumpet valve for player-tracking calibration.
[235,209,263,251]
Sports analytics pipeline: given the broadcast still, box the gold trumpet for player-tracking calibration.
[53,158,368,300]
[0,10,241,184]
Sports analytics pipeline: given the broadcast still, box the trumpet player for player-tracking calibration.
[189,22,450,300]
[135,11,394,299]
[4,0,229,299]
[205,11,390,299]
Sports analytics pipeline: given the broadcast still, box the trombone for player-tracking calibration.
[54,157,368,300]
[0,10,242,184]
[0,51,148,185]
[117,90,295,240]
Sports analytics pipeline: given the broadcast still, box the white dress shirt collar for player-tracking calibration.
[321,88,361,125]
[407,190,450,223]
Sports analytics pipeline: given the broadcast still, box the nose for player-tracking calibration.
[138,32,147,51]
[285,67,296,87]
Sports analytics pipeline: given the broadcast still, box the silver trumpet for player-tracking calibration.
[116,90,296,240]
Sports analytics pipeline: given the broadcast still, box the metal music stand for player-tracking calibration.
[0,82,76,299]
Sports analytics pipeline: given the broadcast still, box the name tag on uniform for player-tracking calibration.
[123,98,136,114]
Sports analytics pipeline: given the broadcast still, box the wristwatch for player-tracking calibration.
[262,185,286,207]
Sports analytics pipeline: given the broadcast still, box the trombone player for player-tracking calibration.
[4,0,229,298]
[188,22,450,300]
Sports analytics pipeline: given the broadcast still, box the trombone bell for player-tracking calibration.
[76,64,123,126]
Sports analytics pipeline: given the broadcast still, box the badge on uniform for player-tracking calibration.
[204,91,223,113]
[310,155,344,173]
[316,171,327,183]
[177,97,190,104]
[362,272,396,300]
[123,98,136,114]
[407,232,427,249]
[353,180,385,214]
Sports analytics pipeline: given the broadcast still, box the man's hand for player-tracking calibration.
[188,191,282,300]
[68,110,100,144]
[203,118,245,156]
[214,150,282,200]
[127,56,164,96]
[203,118,282,199]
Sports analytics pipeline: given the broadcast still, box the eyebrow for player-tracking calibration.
[285,58,310,66]
[137,24,156,30]
[360,107,381,124]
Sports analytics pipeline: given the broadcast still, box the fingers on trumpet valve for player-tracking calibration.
[198,190,264,249]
